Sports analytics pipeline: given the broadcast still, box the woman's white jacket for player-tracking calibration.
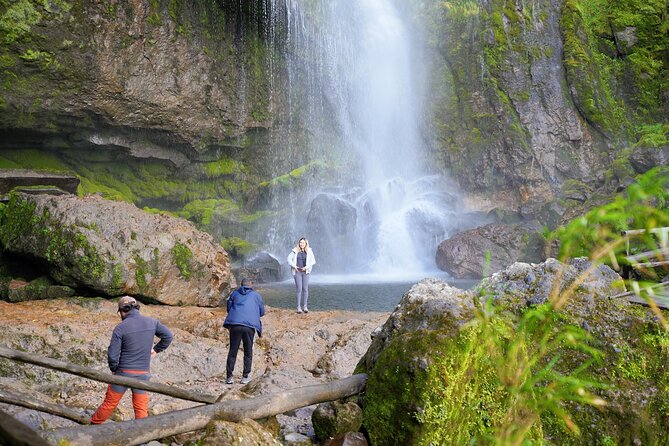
[287,247,316,275]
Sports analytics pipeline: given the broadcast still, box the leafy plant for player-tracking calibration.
[552,167,669,263]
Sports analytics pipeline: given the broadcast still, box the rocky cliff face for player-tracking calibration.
[0,0,667,259]
[1,0,278,157]
[408,0,668,216]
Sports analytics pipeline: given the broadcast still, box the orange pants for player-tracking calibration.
[90,370,150,424]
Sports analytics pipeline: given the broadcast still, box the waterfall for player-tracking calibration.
[265,0,459,279]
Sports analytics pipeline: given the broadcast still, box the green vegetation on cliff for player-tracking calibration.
[553,167,669,261]
[562,0,668,138]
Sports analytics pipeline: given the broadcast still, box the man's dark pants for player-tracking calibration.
[226,325,255,378]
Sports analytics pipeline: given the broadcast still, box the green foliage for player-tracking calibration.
[416,303,603,445]
[552,167,669,260]
[220,236,256,259]
[364,301,604,445]
[636,123,669,148]
[0,0,41,45]
[171,241,192,280]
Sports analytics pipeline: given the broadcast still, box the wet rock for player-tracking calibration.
[435,221,545,279]
[630,146,669,174]
[306,193,357,271]
[236,252,284,283]
[0,193,235,306]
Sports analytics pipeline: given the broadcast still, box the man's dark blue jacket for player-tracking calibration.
[224,285,265,337]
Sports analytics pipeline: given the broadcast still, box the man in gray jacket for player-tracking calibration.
[90,296,173,424]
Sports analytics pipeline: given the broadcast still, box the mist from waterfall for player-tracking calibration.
[267,0,459,279]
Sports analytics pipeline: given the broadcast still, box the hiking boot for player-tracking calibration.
[225,377,234,385]
[240,376,251,385]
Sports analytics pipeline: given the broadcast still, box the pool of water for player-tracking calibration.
[254,274,479,312]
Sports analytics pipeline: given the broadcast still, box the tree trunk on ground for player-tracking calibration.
[0,409,52,446]
[0,386,90,425]
[0,346,218,403]
[44,374,368,446]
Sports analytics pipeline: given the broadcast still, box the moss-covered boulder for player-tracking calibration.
[357,259,669,445]
[311,400,363,442]
[0,192,235,306]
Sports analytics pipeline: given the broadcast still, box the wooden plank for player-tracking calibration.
[612,282,669,310]
[625,247,669,263]
[0,346,218,404]
[626,294,669,311]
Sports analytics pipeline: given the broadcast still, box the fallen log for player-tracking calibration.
[0,346,217,404]
[0,409,52,446]
[0,386,90,425]
[44,374,368,446]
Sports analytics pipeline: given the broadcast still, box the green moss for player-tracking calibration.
[134,255,149,291]
[0,149,72,172]
[0,193,111,289]
[220,236,256,259]
[0,0,41,45]
[110,263,123,294]
[171,241,192,280]
[202,157,240,177]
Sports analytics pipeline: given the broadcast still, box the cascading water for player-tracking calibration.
[266,0,460,279]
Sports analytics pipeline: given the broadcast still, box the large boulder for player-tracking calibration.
[356,259,669,445]
[0,193,234,306]
[235,251,284,284]
[435,221,545,279]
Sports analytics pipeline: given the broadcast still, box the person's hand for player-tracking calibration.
[151,350,157,358]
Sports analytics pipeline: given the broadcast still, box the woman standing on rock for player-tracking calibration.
[287,237,316,314]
